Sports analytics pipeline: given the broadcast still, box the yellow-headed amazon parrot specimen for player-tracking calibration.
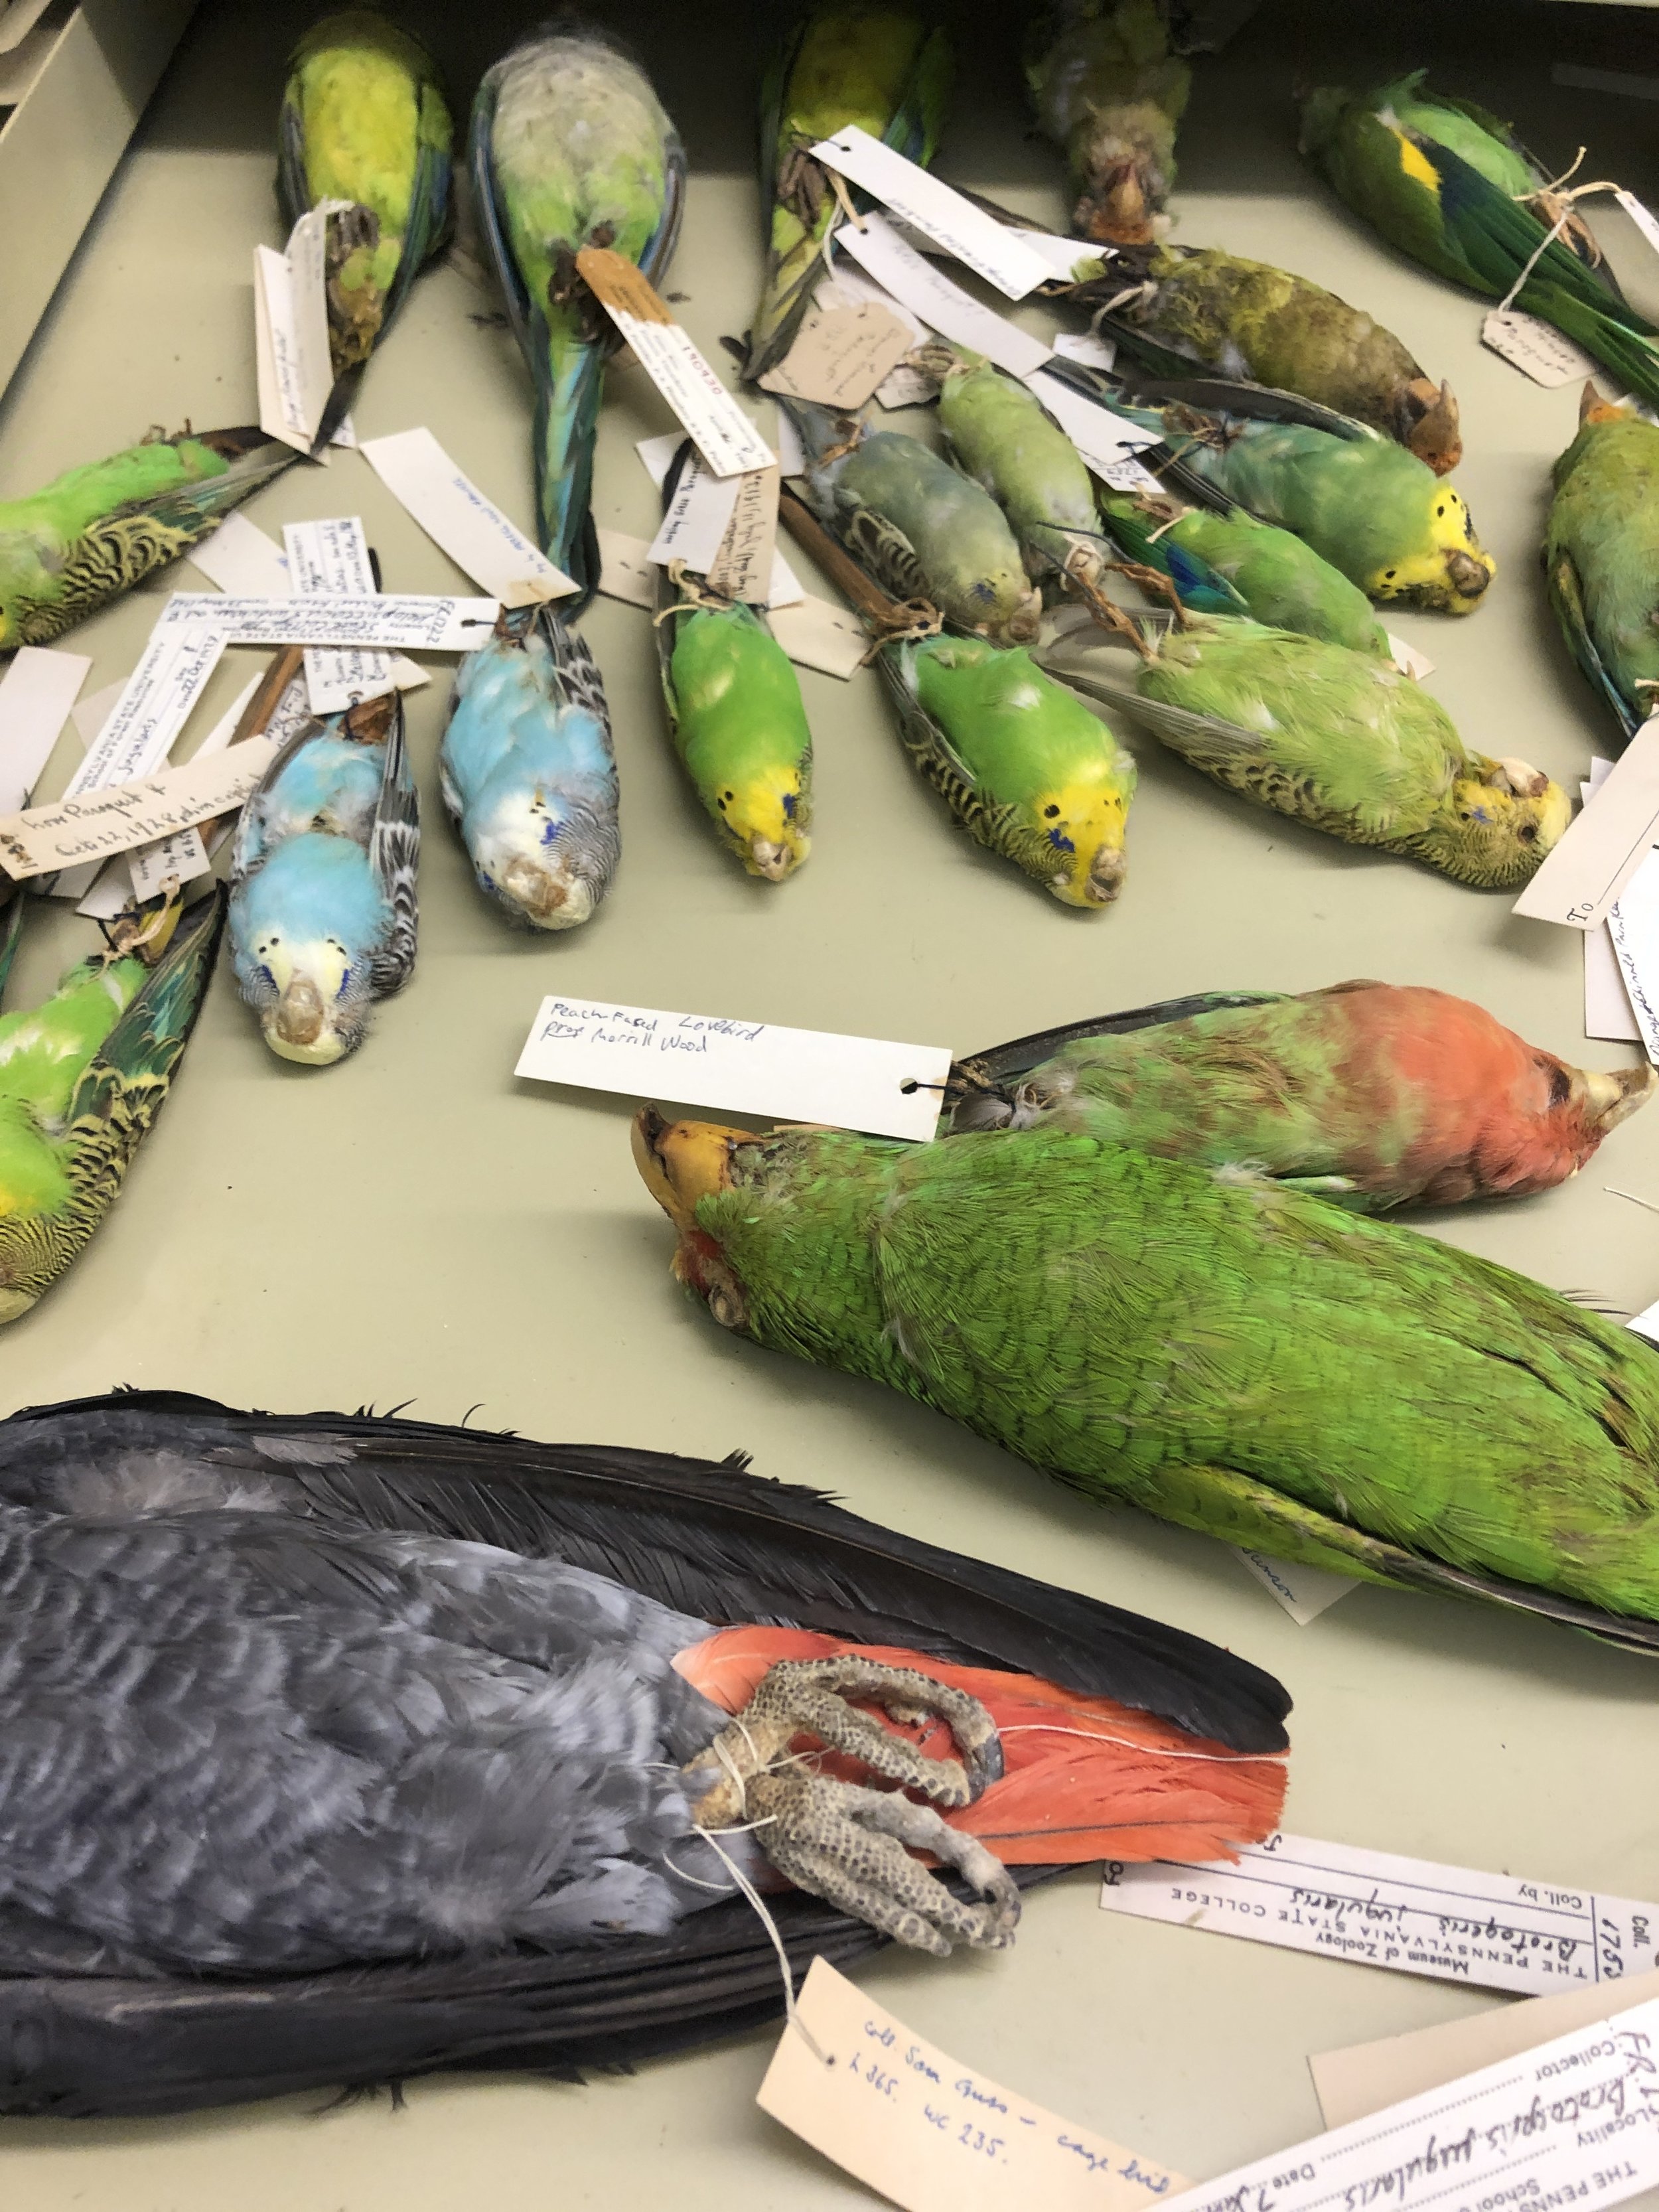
[1546,384,1659,746]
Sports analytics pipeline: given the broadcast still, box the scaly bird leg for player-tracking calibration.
[685,1656,1019,1957]
[1058,545,1164,658]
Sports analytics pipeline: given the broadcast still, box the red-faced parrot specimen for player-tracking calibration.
[0,1390,1287,2116]
[1546,386,1659,745]
[945,982,1654,1208]
[637,1108,1659,1654]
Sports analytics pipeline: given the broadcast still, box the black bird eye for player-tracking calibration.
[1518,823,1538,844]
[1548,1063,1572,1108]
[1044,804,1060,818]
[1384,569,1396,580]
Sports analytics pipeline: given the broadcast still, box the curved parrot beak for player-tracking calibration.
[500,857,593,930]
[1445,550,1492,603]
[265,978,346,1067]
[987,585,1045,648]
[1400,378,1463,476]
[1083,162,1154,247]
[632,1107,755,1234]
[1572,1061,1658,1137]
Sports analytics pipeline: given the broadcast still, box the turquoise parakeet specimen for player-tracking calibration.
[1300,75,1659,413]
[277,9,455,444]
[0,890,225,1324]
[784,398,1042,645]
[471,25,684,607]
[1043,360,1495,613]
[0,429,296,650]
[654,449,813,882]
[638,1108,1659,1651]
[1025,0,1189,246]
[745,6,952,380]
[1070,242,1462,472]
[228,690,418,1065]
[1044,611,1565,887]
[946,981,1654,1207]
[1546,387,1659,745]
[0,1392,1287,2114]
[440,607,619,928]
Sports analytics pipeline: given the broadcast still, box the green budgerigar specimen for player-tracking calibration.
[472,25,685,606]
[1045,612,1566,887]
[1300,74,1659,414]
[278,9,454,437]
[0,891,226,1323]
[638,1111,1659,1650]
[0,429,297,651]
[745,7,952,380]
[1070,241,1461,472]
[1546,388,1659,744]
[1025,0,1190,246]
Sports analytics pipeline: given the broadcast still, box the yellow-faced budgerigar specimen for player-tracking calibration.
[229,688,419,1065]
[440,609,619,928]
[0,890,225,1323]
[1,429,296,650]
[277,10,455,439]
[746,6,952,380]
[470,24,684,607]
[1546,386,1659,746]
[1044,612,1565,887]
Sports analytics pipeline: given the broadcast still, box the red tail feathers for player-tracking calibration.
[675,1626,1287,1866]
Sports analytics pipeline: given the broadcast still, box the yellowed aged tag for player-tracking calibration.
[707,465,781,605]
[759,301,919,409]
[0,736,282,879]
[577,250,775,477]
[575,246,675,324]
[756,1957,1187,2212]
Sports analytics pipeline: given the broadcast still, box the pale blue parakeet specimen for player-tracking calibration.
[229,688,418,1066]
[470,25,685,609]
[440,609,619,930]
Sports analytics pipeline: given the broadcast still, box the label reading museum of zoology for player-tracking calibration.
[1099,1832,1657,1996]
[516,997,952,1143]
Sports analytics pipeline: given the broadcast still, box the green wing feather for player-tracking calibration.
[1546,546,1640,745]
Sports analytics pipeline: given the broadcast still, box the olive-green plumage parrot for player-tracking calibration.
[0,891,225,1323]
[277,10,454,439]
[1044,611,1566,887]
[1546,387,1659,745]
[1025,0,1190,246]
[1300,74,1659,414]
[637,1110,1659,1651]
[745,6,952,380]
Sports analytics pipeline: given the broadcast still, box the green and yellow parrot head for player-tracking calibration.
[712,768,813,883]
[1419,756,1571,889]
[632,1108,762,1332]
[1033,767,1132,907]
[1364,479,1495,614]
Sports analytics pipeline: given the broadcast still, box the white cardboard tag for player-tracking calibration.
[188,511,293,596]
[0,737,283,879]
[1607,860,1659,1065]
[124,669,263,900]
[516,996,950,1142]
[1230,1547,1358,1624]
[757,1957,1187,2212]
[1482,308,1599,388]
[63,632,228,801]
[707,465,782,606]
[810,125,1053,301]
[1164,1996,1659,2212]
[594,527,864,679]
[283,516,395,714]
[1583,763,1643,1041]
[1054,330,1118,370]
[1617,189,1659,258]
[359,427,579,607]
[0,646,90,813]
[155,593,498,652]
[253,207,336,453]
[814,262,936,407]
[644,443,804,607]
[834,212,1052,380]
[1100,1831,1659,1996]
[1023,368,1165,482]
[1512,717,1659,929]
[595,527,657,611]
[1387,632,1434,680]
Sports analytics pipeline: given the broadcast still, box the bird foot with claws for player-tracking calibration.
[685,1657,1021,1957]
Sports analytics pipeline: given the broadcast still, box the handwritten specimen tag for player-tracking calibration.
[757,1958,1185,2212]
[122,668,277,902]
[577,248,774,478]
[642,439,804,607]
[707,465,781,605]
[1023,368,1165,482]
[154,592,498,652]
[188,511,293,595]
[1579,762,1640,1040]
[1100,1832,1658,1996]
[64,632,228,802]
[758,301,920,409]
[814,263,935,406]
[359,427,578,605]
[284,516,394,714]
[595,528,864,678]
[0,737,282,878]
[835,213,1052,380]
[1230,1548,1358,1624]
[1482,309,1599,388]
[516,997,952,1142]
[1513,718,1659,929]
[810,126,1054,300]
[1616,189,1659,258]
[253,206,337,453]
[1607,860,1659,1065]
[1164,1996,1659,2212]
[0,646,89,814]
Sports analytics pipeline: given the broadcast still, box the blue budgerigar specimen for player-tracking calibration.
[229,684,419,1066]
[440,608,619,930]
[471,23,685,607]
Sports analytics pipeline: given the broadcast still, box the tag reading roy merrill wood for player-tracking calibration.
[515,999,952,1143]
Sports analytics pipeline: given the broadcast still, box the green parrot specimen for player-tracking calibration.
[1025,0,1189,246]
[471,25,685,607]
[944,981,1654,1208]
[0,429,297,651]
[654,454,813,882]
[1044,611,1566,887]
[1095,489,1392,655]
[1300,74,1659,413]
[1042,360,1495,613]
[784,398,1042,645]
[637,1111,1659,1651]
[0,890,226,1323]
[1068,242,1461,472]
[277,9,454,442]
[745,7,952,380]
[1546,387,1659,745]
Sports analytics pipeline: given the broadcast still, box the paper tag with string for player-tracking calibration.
[1481,309,1598,386]
[706,465,781,605]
